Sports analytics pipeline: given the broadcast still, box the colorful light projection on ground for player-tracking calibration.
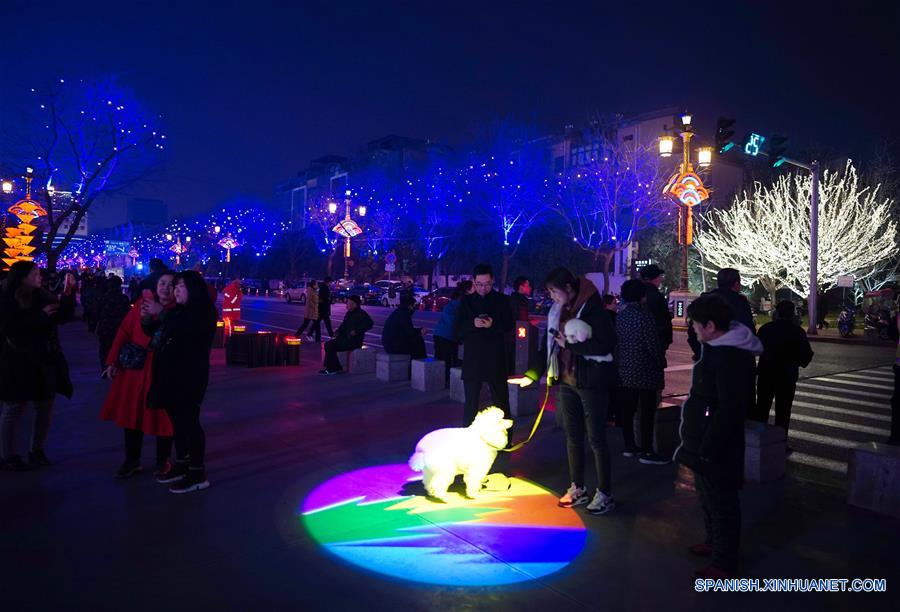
[300,464,587,587]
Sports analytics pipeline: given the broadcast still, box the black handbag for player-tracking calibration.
[118,342,148,369]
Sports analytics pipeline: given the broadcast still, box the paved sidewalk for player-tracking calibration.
[1,324,898,611]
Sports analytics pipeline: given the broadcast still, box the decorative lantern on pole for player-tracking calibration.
[218,234,239,263]
[169,235,188,266]
[128,247,139,267]
[331,190,364,281]
[3,168,47,270]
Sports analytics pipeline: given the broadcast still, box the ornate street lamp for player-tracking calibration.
[331,190,365,281]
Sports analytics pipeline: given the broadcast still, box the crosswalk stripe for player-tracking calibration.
[794,390,889,410]
[787,452,847,474]
[791,401,890,422]
[829,372,895,384]
[788,429,865,449]
[795,383,891,400]
[790,413,889,436]
[811,376,895,391]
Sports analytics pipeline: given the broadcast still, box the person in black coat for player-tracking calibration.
[0,262,76,470]
[142,270,217,494]
[508,276,531,322]
[639,264,673,351]
[752,301,814,440]
[688,268,756,359]
[320,295,374,374]
[382,295,426,359]
[95,275,132,370]
[318,277,334,338]
[675,293,762,578]
[454,263,514,427]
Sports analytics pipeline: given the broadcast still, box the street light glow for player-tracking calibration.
[358,205,367,216]
[680,113,692,127]
[328,201,338,214]
[697,147,713,167]
[1,180,12,194]
[658,136,674,158]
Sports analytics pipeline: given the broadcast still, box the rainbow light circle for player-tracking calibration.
[300,464,588,587]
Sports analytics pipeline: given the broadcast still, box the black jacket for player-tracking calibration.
[0,289,75,402]
[335,307,374,350]
[382,308,419,355]
[688,288,756,358]
[675,344,756,486]
[454,290,513,382]
[95,289,131,339]
[757,320,813,382]
[144,303,217,408]
[318,284,332,318]
[508,292,530,322]
[644,283,673,349]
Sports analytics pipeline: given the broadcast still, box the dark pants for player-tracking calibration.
[99,336,114,370]
[123,428,173,468]
[557,384,611,495]
[318,315,334,337]
[297,318,321,341]
[694,473,741,573]
[890,365,900,443]
[323,337,356,371]
[755,372,797,431]
[0,399,54,459]
[165,403,205,469]
[620,387,658,451]
[433,335,459,386]
[463,376,510,427]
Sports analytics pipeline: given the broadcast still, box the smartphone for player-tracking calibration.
[548,327,560,338]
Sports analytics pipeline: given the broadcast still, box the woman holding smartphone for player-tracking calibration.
[99,271,176,478]
[0,261,76,470]
[142,271,217,493]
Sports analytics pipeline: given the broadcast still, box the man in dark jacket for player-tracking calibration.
[382,295,426,359]
[675,293,762,579]
[639,264,673,351]
[752,300,814,441]
[320,295,374,375]
[688,268,756,359]
[508,276,531,322]
[318,277,334,338]
[454,263,513,426]
[95,275,132,369]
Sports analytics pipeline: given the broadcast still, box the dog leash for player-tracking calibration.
[500,381,551,453]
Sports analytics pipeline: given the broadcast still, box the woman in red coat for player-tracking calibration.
[100,272,176,478]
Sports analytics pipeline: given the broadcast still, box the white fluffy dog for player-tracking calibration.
[564,317,592,343]
[408,407,513,502]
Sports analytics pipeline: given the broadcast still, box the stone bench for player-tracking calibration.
[376,352,411,382]
[744,422,786,483]
[337,346,376,374]
[848,442,900,518]
[449,367,465,402]
[411,358,446,392]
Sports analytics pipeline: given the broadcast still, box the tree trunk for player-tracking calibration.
[500,246,510,290]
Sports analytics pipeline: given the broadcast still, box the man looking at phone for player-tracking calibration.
[455,263,514,427]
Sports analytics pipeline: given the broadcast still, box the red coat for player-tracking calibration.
[99,298,174,436]
[222,282,242,318]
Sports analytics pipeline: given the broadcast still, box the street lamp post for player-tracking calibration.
[330,190,365,282]
[659,113,712,325]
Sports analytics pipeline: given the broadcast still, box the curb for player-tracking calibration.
[807,334,894,347]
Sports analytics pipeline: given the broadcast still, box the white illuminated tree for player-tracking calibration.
[696,161,898,300]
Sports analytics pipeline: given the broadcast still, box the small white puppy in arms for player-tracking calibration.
[408,407,513,502]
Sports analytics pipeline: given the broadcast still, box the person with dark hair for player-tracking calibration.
[509,276,531,322]
[0,261,76,470]
[382,294,427,359]
[296,280,320,341]
[100,272,176,478]
[518,266,617,514]
[616,279,667,463]
[95,275,132,370]
[433,280,473,385]
[638,264,672,351]
[320,295,374,375]
[687,268,757,360]
[454,264,514,427]
[128,276,141,303]
[138,258,168,294]
[675,293,762,579]
[318,277,334,339]
[752,301,813,445]
[141,270,217,493]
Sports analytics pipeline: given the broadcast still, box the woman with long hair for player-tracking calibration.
[142,270,217,493]
[99,271,177,478]
[0,261,76,470]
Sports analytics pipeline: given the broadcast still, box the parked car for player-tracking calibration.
[420,286,456,312]
[284,280,310,304]
[334,283,380,304]
[241,278,265,295]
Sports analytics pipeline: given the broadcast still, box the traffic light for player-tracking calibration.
[767,135,789,167]
[715,117,736,153]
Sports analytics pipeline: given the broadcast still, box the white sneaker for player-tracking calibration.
[558,483,589,508]
[586,489,615,515]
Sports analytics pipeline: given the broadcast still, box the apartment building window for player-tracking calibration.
[569,140,601,167]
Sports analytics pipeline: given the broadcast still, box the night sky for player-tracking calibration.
[2,0,898,228]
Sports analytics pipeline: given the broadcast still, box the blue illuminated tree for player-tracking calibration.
[6,78,166,270]
[554,137,670,292]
